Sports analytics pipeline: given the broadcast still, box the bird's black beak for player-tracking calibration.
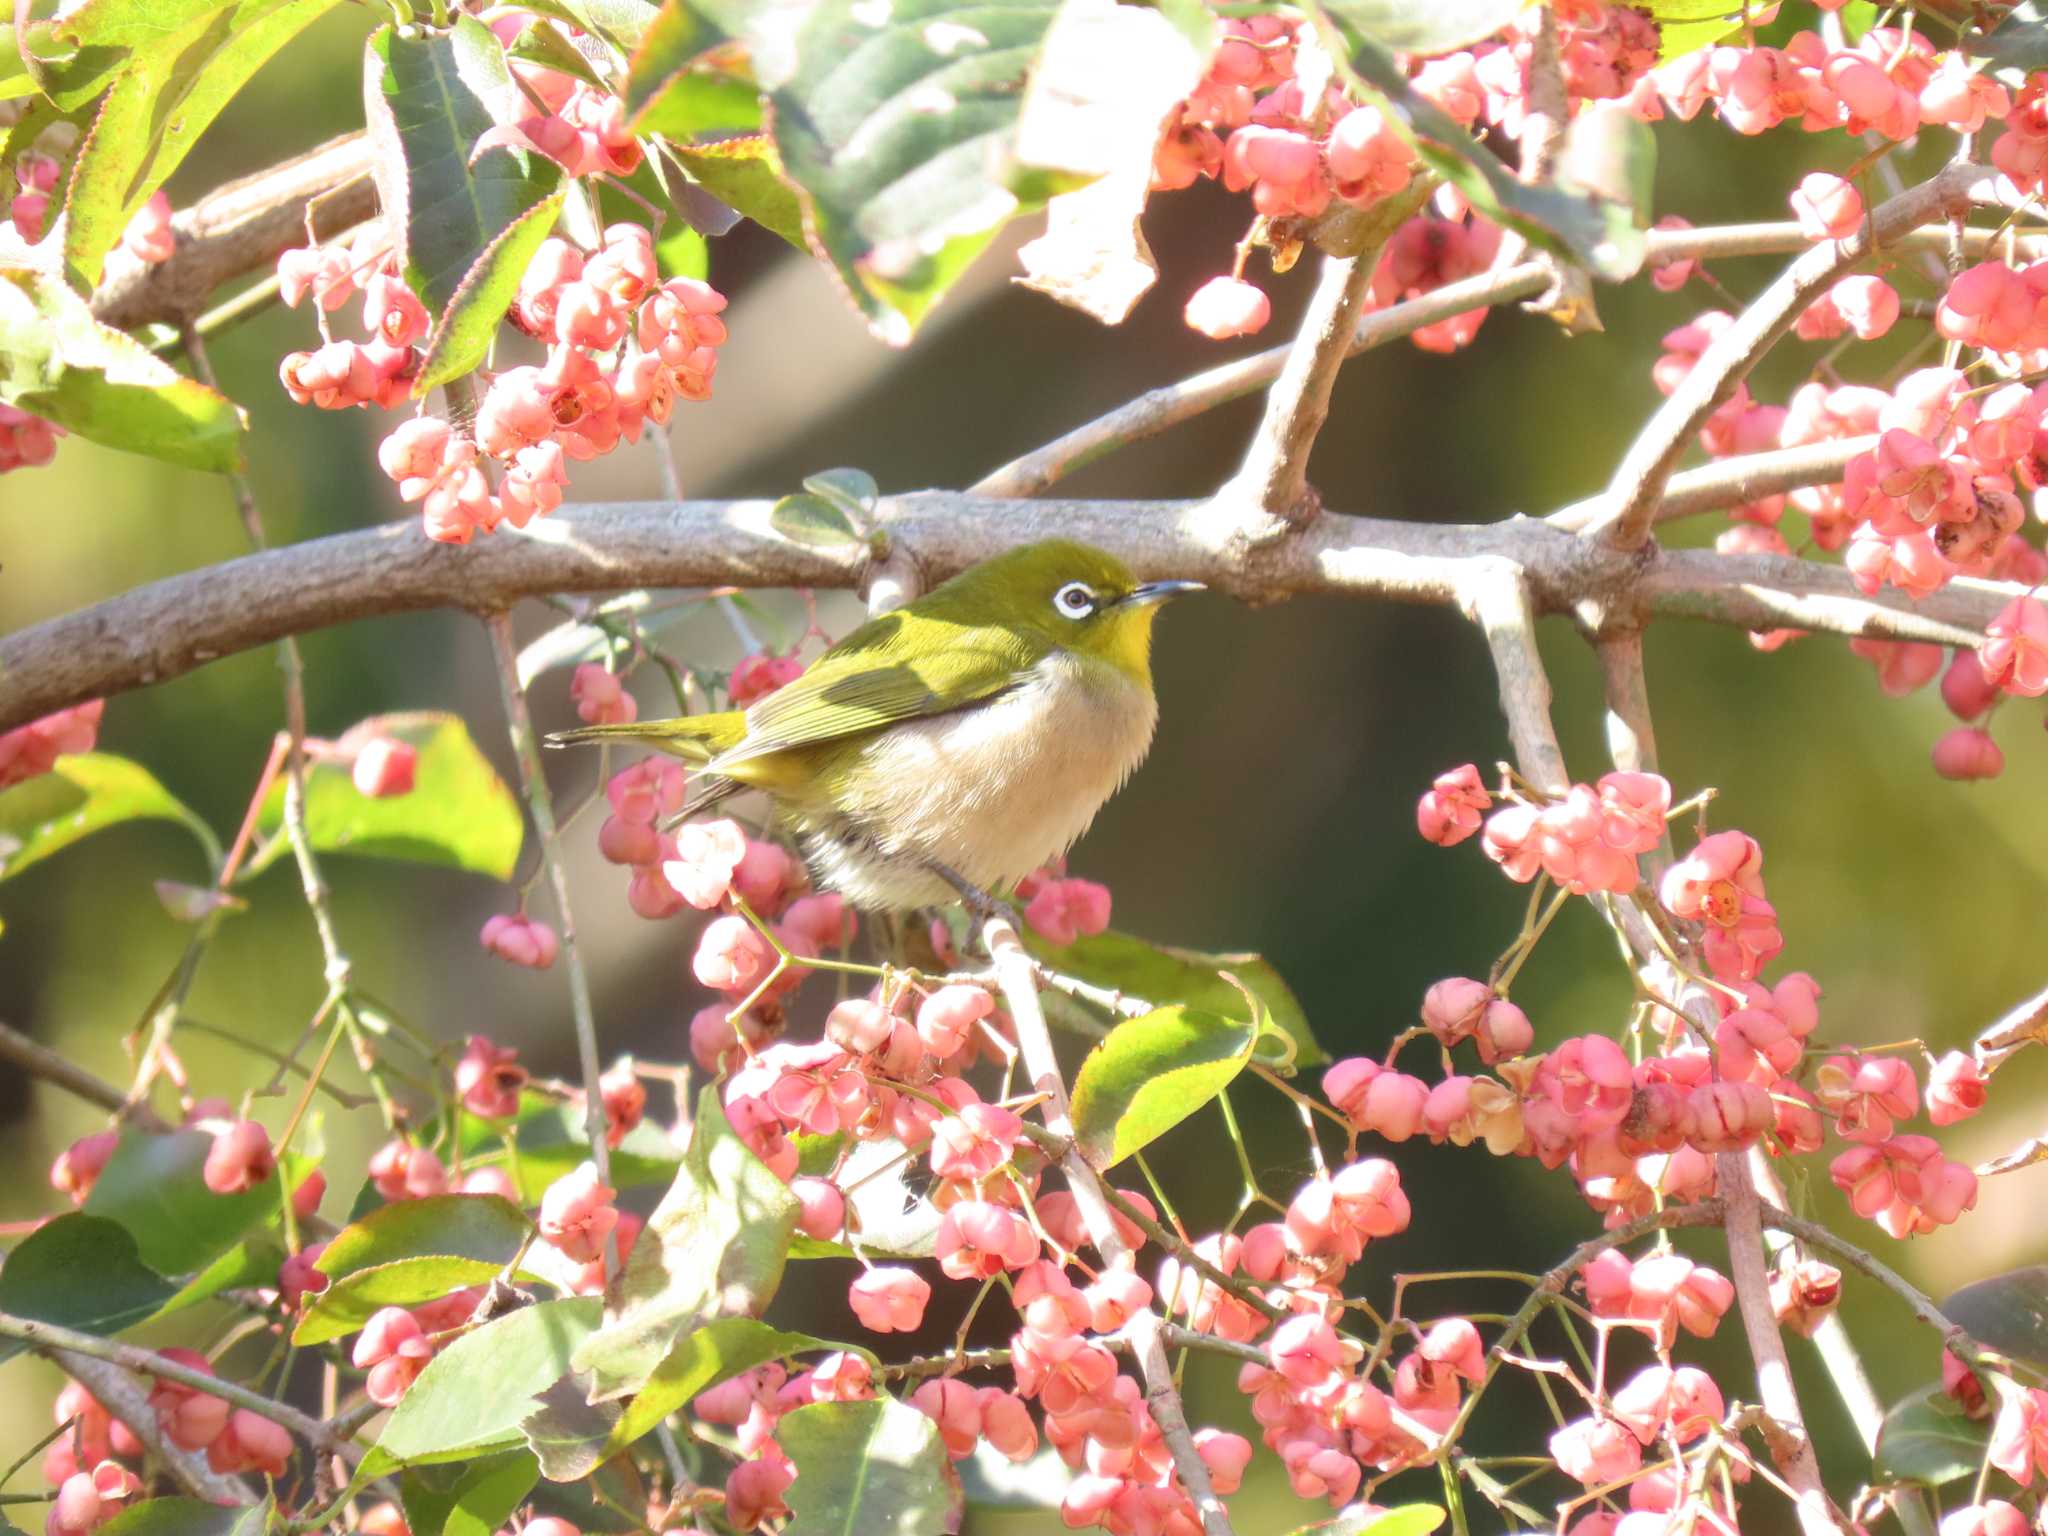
[1119,579,1206,607]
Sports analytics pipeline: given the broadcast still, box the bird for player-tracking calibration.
[548,539,1202,911]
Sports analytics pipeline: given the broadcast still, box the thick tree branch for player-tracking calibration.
[984,917,1235,1536]
[91,134,377,332]
[1585,162,1996,549]
[0,494,2017,733]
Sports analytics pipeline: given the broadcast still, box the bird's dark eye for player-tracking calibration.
[1052,581,1097,620]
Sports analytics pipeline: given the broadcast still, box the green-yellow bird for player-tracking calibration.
[548,539,1201,911]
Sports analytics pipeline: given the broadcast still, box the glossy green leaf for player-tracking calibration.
[572,1089,799,1401]
[608,1319,828,1452]
[1310,17,1645,280]
[0,1215,176,1362]
[671,135,804,247]
[83,1129,311,1277]
[441,1452,540,1536]
[63,0,341,290]
[765,0,1066,343]
[1069,1005,1256,1169]
[1317,0,1515,53]
[1967,2,2048,82]
[1943,1266,2048,1369]
[155,1233,284,1318]
[1290,1506,1445,1536]
[1873,1385,1988,1486]
[769,492,864,549]
[293,1193,535,1343]
[365,21,565,318]
[296,1259,508,1347]
[782,1397,956,1536]
[621,0,738,124]
[365,1297,602,1474]
[249,712,522,881]
[520,1375,622,1481]
[0,752,217,883]
[320,1192,534,1279]
[415,188,567,393]
[0,272,245,472]
[1640,0,1752,61]
[98,1500,269,1536]
[1026,927,1326,1066]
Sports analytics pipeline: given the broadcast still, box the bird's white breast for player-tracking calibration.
[798,651,1158,910]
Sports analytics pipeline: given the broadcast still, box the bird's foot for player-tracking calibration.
[923,860,1021,935]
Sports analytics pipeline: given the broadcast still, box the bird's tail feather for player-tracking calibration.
[545,712,747,766]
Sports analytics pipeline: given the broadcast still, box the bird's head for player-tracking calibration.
[941,539,1204,686]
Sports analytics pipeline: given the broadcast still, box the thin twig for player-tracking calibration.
[984,916,1236,1536]
[1586,162,1993,549]
[484,613,615,1217]
[50,1352,258,1505]
[0,1021,171,1132]
[2,1312,353,1457]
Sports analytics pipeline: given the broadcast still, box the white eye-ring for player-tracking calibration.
[1053,581,1097,620]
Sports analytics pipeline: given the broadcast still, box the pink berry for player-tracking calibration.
[1184,276,1272,340]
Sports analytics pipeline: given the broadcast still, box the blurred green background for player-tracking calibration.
[6,10,2048,1531]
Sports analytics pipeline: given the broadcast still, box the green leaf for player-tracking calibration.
[1317,0,1515,53]
[98,1500,270,1536]
[365,21,566,319]
[520,1374,622,1481]
[63,0,341,290]
[765,0,1066,343]
[441,1452,541,1536]
[528,0,661,55]
[0,752,217,883]
[607,1319,828,1452]
[781,1397,957,1536]
[155,1233,285,1318]
[672,136,804,248]
[249,712,522,881]
[572,1089,799,1401]
[1967,1,2048,82]
[415,188,566,393]
[801,466,878,521]
[293,1193,536,1343]
[1025,928,1326,1067]
[769,492,864,549]
[636,67,763,141]
[1560,103,1655,231]
[657,222,709,279]
[318,1192,535,1279]
[1942,1266,2048,1369]
[1309,16,1644,280]
[1290,1507,1445,1536]
[0,1214,176,1362]
[12,0,235,109]
[366,1297,602,1474]
[83,1129,311,1277]
[621,0,742,125]
[1873,1385,1988,1486]
[0,273,245,472]
[296,1258,507,1347]
[1069,1005,1256,1169]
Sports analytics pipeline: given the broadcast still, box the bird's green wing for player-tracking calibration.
[710,612,1040,773]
